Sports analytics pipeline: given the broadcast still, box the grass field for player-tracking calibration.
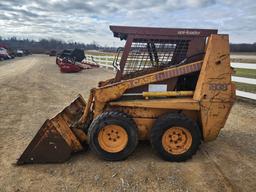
[234,68,256,79]
[233,68,256,93]
[235,82,256,93]
[85,50,117,56]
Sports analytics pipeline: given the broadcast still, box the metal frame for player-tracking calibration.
[110,25,217,82]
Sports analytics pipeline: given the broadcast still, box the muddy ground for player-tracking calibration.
[0,55,255,192]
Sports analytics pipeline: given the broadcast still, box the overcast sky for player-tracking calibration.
[0,0,255,45]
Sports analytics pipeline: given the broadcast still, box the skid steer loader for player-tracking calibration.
[17,26,235,164]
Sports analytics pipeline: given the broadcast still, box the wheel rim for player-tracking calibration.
[162,127,192,155]
[98,125,128,153]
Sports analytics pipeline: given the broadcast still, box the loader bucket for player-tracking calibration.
[17,95,86,165]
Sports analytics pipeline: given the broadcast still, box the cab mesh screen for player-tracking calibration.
[123,39,189,76]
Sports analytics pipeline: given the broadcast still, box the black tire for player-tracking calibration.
[88,111,138,161]
[150,113,201,162]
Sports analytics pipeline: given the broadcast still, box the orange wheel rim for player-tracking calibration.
[162,127,192,155]
[98,125,128,153]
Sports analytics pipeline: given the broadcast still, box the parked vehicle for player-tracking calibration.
[56,49,99,73]
[49,50,57,56]
[23,50,31,56]
[59,59,82,73]
[16,50,24,57]
[56,49,85,65]
[7,49,16,59]
[0,47,11,60]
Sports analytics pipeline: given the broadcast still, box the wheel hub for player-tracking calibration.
[162,127,192,155]
[98,125,128,153]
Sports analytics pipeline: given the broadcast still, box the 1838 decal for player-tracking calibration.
[209,83,228,91]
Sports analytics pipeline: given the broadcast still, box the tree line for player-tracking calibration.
[230,43,256,52]
[0,37,255,53]
[0,37,108,53]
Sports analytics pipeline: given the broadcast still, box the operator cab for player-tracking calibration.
[110,25,217,94]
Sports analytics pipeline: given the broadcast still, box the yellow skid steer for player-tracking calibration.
[17,26,235,164]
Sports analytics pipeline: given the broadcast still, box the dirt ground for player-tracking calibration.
[0,55,255,192]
